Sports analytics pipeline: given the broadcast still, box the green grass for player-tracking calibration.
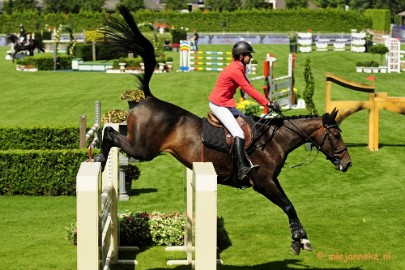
[0,45,405,270]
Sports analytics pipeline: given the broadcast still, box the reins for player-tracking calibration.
[252,110,343,168]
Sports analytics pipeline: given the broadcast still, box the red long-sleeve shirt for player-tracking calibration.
[208,60,268,107]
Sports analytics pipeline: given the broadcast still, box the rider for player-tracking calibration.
[19,24,27,45]
[208,41,280,183]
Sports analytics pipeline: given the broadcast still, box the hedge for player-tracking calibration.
[16,54,74,70]
[0,9,372,34]
[364,9,391,33]
[0,149,89,195]
[0,127,80,150]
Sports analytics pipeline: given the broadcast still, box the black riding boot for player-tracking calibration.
[234,137,259,182]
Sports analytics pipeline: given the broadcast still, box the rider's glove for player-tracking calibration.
[268,101,281,113]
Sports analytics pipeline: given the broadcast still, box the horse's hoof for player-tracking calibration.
[290,240,302,255]
[302,239,313,251]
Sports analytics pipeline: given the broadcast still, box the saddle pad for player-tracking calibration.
[202,118,231,153]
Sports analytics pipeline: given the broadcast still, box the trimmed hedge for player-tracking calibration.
[0,127,80,150]
[74,43,127,61]
[16,54,74,70]
[0,149,89,195]
[0,9,372,34]
[364,9,391,33]
[0,127,90,196]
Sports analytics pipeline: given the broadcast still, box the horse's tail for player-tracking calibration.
[101,6,155,97]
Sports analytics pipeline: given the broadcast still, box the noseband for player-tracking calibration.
[317,123,348,165]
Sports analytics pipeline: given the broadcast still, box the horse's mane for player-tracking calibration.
[100,6,155,97]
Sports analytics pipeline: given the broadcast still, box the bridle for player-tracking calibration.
[252,111,348,167]
[316,122,348,166]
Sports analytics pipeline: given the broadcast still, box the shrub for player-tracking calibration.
[16,55,73,70]
[0,149,89,195]
[303,57,317,115]
[0,127,79,150]
[68,211,231,249]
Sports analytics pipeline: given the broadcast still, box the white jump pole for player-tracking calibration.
[166,162,220,269]
[76,162,101,270]
[193,162,218,270]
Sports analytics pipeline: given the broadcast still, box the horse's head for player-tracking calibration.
[317,108,352,172]
[5,34,16,44]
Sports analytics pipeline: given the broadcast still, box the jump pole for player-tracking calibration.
[166,162,222,269]
[264,53,296,109]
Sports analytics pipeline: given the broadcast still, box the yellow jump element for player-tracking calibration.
[325,73,405,151]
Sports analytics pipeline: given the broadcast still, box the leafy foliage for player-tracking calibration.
[0,149,88,195]
[68,210,231,248]
[0,9,371,33]
[303,57,317,115]
[0,127,79,150]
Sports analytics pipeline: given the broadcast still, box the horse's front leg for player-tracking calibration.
[94,126,128,170]
[253,177,312,255]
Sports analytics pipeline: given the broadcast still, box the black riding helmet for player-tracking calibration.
[232,41,255,59]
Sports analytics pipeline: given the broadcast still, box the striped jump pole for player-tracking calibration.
[179,40,232,72]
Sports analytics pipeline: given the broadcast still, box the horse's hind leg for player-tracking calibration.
[254,177,312,255]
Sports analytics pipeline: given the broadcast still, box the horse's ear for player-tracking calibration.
[330,107,339,120]
[323,107,340,129]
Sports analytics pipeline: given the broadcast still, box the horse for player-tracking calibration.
[5,34,45,62]
[95,6,352,255]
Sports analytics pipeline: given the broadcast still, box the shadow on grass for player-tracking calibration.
[144,259,363,270]
[130,187,158,196]
[345,142,405,149]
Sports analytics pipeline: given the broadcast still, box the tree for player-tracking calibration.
[79,0,105,12]
[205,0,240,11]
[242,0,270,9]
[3,0,38,13]
[315,0,346,8]
[117,0,144,12]
[44,0,78,13]
[286,0,308,9]
[165,0,188,11]
[44,0,104,13]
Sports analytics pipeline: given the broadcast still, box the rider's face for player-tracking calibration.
[240,53,252,64]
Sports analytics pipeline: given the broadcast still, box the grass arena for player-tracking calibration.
[0,39,404,270]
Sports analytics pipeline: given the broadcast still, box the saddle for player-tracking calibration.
[202,112,253,153]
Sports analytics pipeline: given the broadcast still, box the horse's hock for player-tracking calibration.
[325,73,405,151]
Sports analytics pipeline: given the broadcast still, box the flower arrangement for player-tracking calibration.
[120,89,145,102]
[102,109,128,123]
[67,211,231,248]
[236,99,261,116]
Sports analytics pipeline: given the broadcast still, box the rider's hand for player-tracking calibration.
[268,101,281,113]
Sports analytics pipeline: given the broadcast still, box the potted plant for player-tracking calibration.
[371,61,379,73]
[355,61,364,72]
[369,44,389,69]
[363,61,372,73]
[166,56,173,71]
[121,89,146,109]
[288,32,298,53]
[102,109,128,123]
[124,163,141,196]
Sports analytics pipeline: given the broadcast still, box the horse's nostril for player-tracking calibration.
[348,162,352,168]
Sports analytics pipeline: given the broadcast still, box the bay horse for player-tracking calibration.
[5,34,45,62]
[95,7,352,255]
